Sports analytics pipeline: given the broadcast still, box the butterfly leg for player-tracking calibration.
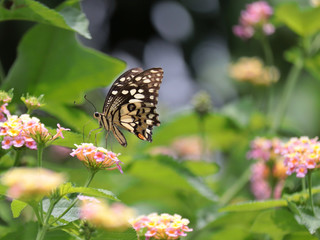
[88,127,102,144]
[93,128,104,146]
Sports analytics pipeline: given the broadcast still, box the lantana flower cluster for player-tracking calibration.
[78,196,135,231]
[70,143,123,173]
[1,167,65,200]
[247,137,287,200]
[280,136,320,178]
[130,213,193,240]
[0,113,69,150]
[229,57,279,86]
[233,1,275,40]
[1,114,39,150]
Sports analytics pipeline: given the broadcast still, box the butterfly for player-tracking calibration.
[93,67,163,147]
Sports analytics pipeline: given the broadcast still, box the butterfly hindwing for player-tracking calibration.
[118,102,160,142]
[100,67,163,146]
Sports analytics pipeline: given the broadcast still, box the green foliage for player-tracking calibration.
[11,199,27,218]
[0,222,38,240]
[2,23,125,131]
[94,228,138,240]
[287,202,320,235]
[275,3,320,37]
[306,54,320,80]
[0,0,91,38]
[183,160,219,177]
[59,182,119,201]
[220,199,287,212]
[151,112,242,150]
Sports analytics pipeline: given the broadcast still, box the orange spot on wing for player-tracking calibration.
[138,133,146,140]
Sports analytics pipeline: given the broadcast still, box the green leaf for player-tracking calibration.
[305,53,320,81]
[0,184,7,196]
[50,129,83,148]
[220,199,287,212]
[192,227,250,240]
[221,187,320,212]
[2,24,125,131]
[125,155,218,202]
[43,198,79,222]
[275,3,320,37]
[251,209,307,239]
[0,0,91,38]
[58,182,119,201]
[11,199,27,218]
[284,232,318,240]
[151,112,241,150]
[286,186,320,202]
[70,187,119,201]
[95,228,138,240]
[284,47,304,64]
[287,202,320,235]
[183,160,219,176]
[0,200,12,224]
[0,222,38,240]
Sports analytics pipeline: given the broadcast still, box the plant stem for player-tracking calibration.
[260,35,274,67]
[13,149,22,166]
[37,144,45,167]
[36,199,58,240]
[31,204,43,225]
[258,34,276,123]
[307,172,315,215]
[37,144,45,220]
[302,177,306,193]
[198,115,207,160]
[50,170,97,225]
[270,58,303,133]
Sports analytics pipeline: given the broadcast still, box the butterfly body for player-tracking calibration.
[94,68,163,147]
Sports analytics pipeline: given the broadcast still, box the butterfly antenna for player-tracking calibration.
[84,95,97,112]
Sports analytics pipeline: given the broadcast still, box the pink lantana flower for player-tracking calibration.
[280,136,320,178]
[130,213,193,240]
[248,137,286,200]
[70,143,122,173]
[0,113,69,150]
[53,123,70,139]
[1,167,65,200]
[2,136,13,149]
[233,1,275,40]
[78,196,135,231]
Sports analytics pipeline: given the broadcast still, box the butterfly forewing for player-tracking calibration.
[102,68,143,113]
[99,67,163,147]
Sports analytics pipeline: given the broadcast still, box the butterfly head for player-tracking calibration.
[93,112,103,126]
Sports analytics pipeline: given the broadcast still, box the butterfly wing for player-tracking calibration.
[103,68,163,146]
[102,68,143,113]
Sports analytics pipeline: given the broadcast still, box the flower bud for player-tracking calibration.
[21,93,45,113]
[0,89,13,105]
[192,91,212,118]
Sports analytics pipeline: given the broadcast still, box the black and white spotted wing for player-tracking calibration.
[93,67,163,147]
